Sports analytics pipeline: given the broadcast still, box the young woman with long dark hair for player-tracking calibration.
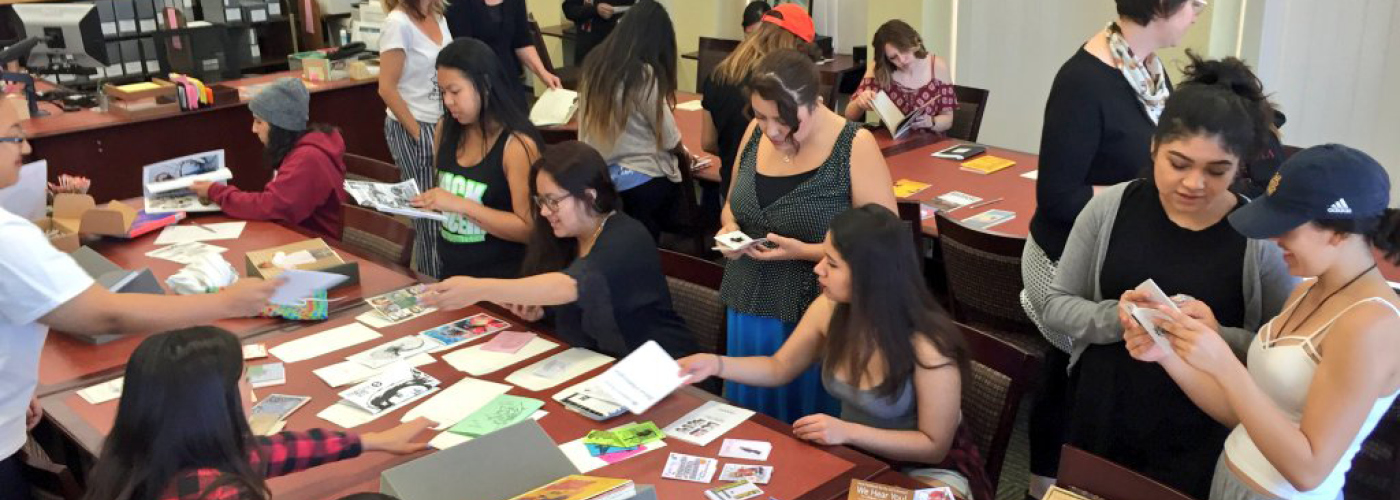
[82,327,431,500]
[420,141,698,358]
[192,78,347,240]
[408,37,541,279]
[681,205,990,500]
[576,0,681,240]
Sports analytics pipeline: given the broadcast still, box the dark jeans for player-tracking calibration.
[620,176,680,242]
[1,452,35,500]
[1029,347,1071,477]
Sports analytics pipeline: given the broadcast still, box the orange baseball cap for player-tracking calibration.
[761,3,815,43]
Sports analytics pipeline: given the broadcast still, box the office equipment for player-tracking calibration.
[13,3,111,70]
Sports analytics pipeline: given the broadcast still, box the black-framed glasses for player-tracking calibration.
[533,193,572,211]
[0,135,27,144]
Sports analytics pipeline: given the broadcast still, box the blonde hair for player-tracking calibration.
[711,22,815,86]
[381,0,442,20]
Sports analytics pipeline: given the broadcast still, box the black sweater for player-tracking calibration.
[1029,47,1169,261]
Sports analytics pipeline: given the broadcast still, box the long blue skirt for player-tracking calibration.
[723,308,842,424]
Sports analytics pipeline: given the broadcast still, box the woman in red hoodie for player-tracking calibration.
[192,78,348,239]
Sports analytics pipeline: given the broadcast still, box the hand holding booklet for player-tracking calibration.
[870,90,925,140]
[1124,278,1181,353]
[589,341,686,414]
[530,87,579,127]
[343,179,446,221]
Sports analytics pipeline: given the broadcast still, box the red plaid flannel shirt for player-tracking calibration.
[158,429,363,500]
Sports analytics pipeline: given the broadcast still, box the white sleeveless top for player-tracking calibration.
[1223,284,1400,499]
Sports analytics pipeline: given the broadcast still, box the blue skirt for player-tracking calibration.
[724,308,842,424]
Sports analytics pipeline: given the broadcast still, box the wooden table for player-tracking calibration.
[36,214,419,398]
[885,139,1040,238]
[42,305,890,500]
[23,71,393,203]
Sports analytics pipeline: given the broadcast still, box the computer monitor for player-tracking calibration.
[12,3,109,69]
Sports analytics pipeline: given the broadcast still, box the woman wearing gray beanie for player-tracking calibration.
[192,77,348,239]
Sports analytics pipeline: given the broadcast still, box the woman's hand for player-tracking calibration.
[361,418,434,454]
[1120,305,1171,363]
[677,354,723,384]
[412,187,470,214]
[540,72,563,90]
[420,276,485,310]
[190,181,215,201]
[746,233,815,261]
[1176,298,1222,334]
[501,302,543,322]
[715,223,747,260]
[792,414,854,446]
[1157,306,1239,379]
[851,90,876,111]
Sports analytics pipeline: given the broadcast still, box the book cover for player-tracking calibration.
[960,155,1016,175]
[893,179,932,198]
[508,475,634,500]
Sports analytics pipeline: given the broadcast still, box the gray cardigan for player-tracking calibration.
[1042,182,1299,368]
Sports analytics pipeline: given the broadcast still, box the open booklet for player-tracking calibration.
[530,88,579,127]
[343,179,447,221]
[143,150,228,214]
[870,90,927,140]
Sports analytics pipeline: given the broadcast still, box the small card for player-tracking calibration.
[719,464,773,484]
[479,330,536,354]
[960,209,1016,230]
[246,362,286,388]
[664,401,756,446]
[893,179,932,198]
[338,365,440,415]
[924,191,982,213]
[1126,278,1181,353]
[714,230,768,253]
[243,343,268,359]
[249,393,310,424]
[347,335,443,369]
[447,394,545,437]
[145,241,227,264]
[706,480,765,500]
[662,453,719,483]
[718,439,772,461]
[420,313,510,348]
[366,284,436,323]
[584,421,665,448]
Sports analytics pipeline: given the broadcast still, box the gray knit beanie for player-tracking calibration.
[249,77,309,131]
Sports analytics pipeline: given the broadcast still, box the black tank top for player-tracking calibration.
[436,129,525,278]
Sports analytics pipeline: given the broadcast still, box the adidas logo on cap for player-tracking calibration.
[1328,198,1352,214]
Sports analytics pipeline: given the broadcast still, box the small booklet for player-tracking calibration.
[662,453,718,483]
[554,377,629,422]
[961,209,1015,230]
[366,284,437,323]
[931,144,987,161]
[719,464,773,484]
[588,340,685,414]
[706,480,765,500]
[246,362,286,388]
[248,393,310,436]
[960,155,1016,175]
[663,400,755,446]
[530,87,580,127]
[143,150,228,214]
[343,179,447,221]
[870,90,924,140]
[924,191,982,213]
[893,179,932,198]
[1125,278,1181,353]
[337,365,441,415]
[347,335,444,369]
[714,230,769,253]
[718,439,772,461]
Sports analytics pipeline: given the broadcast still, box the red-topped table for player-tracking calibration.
[885,139,1040,238]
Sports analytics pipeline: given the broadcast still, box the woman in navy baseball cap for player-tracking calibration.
[1126,144,1400,500]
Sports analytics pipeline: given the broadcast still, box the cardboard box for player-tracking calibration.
[32,218,79,253]
[51,193,141,236]
[244,238,360,287]
[380,420,658,500]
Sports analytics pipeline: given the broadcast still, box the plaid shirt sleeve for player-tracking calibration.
[249,428,364,479]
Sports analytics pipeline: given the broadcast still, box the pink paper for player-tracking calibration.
[480,331,536,354]
[599,445,649,464]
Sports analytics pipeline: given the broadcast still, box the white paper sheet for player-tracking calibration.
[145,167,233,194]
[144,242,227,265]
[400,376,513,429]
[1021,170,1039,180]
[558,434,667,473]
[503,347,613,391]
[663,401,756,446]
[153,222,246,245]
[675,100,704,112]
[443,336,559,376]
[0,160,47,220]
[270,323,382,363]
[529,87,579,126]
[589,340,685,414]
[313,354,436,388]
[77,377,124,404]
[269,269,348,306]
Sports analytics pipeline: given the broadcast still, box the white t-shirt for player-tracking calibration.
[0,207,93,458]
[379,10,451,126]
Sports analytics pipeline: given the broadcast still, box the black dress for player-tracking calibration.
[550,213,699,358]
[436,131,526,279]
[1029,47,1171,261]
[701,74,750,195]
[445,0,532,86]
[1069,180,1247,499]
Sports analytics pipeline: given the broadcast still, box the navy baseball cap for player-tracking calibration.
[1229,144,1390,239]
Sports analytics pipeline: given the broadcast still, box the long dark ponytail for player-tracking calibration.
[83,327,263,500]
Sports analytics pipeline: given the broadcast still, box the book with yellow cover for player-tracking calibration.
[893,179,932,198]
[508,475,635,500]
[961,155,1016,175]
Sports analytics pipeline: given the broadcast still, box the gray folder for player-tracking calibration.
[381,420,579,500]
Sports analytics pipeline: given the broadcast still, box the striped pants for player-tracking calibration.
[384,116,441,278]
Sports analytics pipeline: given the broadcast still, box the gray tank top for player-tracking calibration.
[821,370,917,431]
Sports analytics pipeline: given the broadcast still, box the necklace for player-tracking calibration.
[580,212,613,254]
[1274,263,1378,339]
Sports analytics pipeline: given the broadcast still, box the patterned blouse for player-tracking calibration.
[855,70,959,124]
[719,122,859,324]
[157,429,362,500]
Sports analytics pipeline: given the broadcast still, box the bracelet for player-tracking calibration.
[714,354,724,377]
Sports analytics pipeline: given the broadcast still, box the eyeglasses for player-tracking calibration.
[0,133,27,144]
[533,193,572,212]
[1191,0,1208,14]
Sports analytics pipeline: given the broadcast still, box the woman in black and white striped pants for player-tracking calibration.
[384,117,441,278]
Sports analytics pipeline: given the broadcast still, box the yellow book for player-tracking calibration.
[116,82,162,93]
[508,475,635,500]
[961,155,1016,174]
[893,178,932,198]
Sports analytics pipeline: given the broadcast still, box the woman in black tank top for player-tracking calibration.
[411,38,542,279]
